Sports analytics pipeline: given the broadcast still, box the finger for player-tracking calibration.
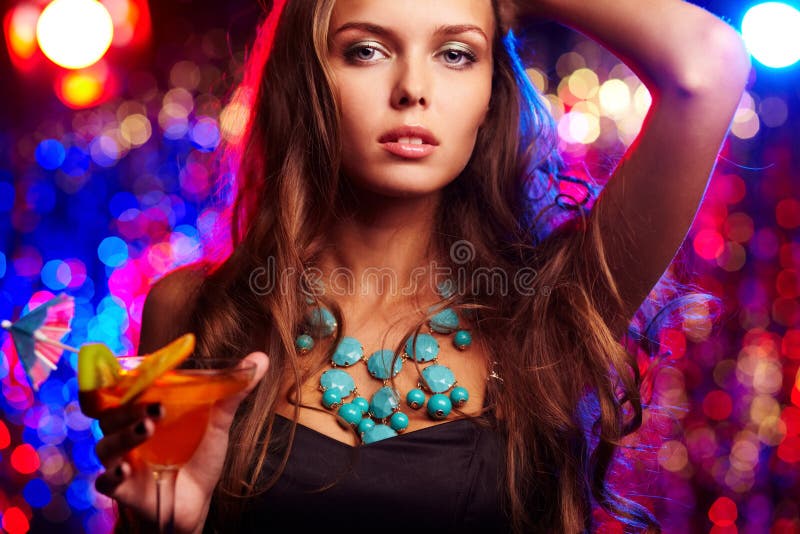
[94,460,130,497]
[98,402,162,435]
[95,418,155,465]
[227,352,270,403]
[209,352,269,428]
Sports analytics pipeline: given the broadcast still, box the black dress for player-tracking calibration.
[206,411,512,533]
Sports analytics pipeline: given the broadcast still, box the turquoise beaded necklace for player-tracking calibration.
[294,281,473,444]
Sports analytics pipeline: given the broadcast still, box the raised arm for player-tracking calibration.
[511,0,751,330]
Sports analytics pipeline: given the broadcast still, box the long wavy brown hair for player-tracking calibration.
[181,0,713,531]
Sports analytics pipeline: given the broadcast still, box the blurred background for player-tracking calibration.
[0,0,798,532]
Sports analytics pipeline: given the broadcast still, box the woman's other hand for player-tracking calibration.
[93,351,270,534]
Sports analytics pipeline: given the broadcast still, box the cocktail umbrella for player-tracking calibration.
[1,294,77,390]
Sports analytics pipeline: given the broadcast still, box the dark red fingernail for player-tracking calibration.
[146,403,162,418]
[135,421,147,436]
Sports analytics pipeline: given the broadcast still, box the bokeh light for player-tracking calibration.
[58,71,103,109]
[5,4,41,63]
[36,0,115,70]
[741,2,800,68]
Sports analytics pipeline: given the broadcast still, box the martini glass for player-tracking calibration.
[80,357,256,533]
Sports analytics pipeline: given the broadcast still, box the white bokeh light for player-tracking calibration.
[742,2,800,68]
[36,0,114,69]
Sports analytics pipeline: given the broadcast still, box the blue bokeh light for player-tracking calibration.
[0,251,6,278]
[24,478,53,508]
[742,2,800,68]
[97,236,129,267]
[39,379,68,406]
[71,438,102,473]
[66,477,95,511]
[0,348,9,380]
[41,260,70,290]
[0,182,14,211]
[35,140,67,171]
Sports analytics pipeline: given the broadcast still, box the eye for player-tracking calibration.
[440,46,478,69]
[343,43,388,64]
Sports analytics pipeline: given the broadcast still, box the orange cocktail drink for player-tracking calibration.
[77,335,255,533]
[80,361,253,468]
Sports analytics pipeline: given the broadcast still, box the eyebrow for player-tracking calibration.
[333,22,489,44]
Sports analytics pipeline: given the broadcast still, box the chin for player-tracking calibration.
[347,170,452,200]
[379,176,453,198]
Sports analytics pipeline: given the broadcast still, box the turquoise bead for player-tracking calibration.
[332,336,363,367]
[295,334,314,353]
[389,412,409,432]
[353,396,370,414]
[322,389,341,409]
[427,394,452,420]
[453,330,472,350]
[370,386,400,419]
[320,369,355,398]
[450,386,469,407]
[362,424,397,444]
[429,307,459,334]
[406,388,426,410]
[337,403,362,427]
[421,364,456,393]
[366,349,403,380]
[305,306,337,337]
[404,333,439,362]
[357,418,375,436]
[436,279,456,299]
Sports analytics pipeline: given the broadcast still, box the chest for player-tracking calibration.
[231,411,509,532]
[275,309,492,446]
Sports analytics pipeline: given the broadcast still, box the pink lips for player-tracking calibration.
[378,125,439,160]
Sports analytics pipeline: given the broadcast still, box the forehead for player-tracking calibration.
[329,0,495,39]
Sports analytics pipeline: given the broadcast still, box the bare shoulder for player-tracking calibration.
[138,264,207,354]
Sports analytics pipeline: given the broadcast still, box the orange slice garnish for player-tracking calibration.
[119,333,195,404]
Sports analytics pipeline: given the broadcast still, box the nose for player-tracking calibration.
[390,56,429,109]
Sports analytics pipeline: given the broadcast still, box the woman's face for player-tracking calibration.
[327,0,495,199]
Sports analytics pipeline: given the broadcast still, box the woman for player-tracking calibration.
[93,0,750,532]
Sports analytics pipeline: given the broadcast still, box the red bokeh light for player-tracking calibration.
[1,506,30,534]
[781,406,800,437]
[10,444,40,474]
[703,390,733,421]
[783,331,800,360]
[693,229,725,260]
[708,496,738,527]
[777,435,800,464]
[776,199,800,229]
[780,243,800,269]
[714,173,747,205]
[777,269,800,299]
[0,419,10,449]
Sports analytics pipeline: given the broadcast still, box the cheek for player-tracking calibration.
[337,82,379,152]
[443,80,492,154]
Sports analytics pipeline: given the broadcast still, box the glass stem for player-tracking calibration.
[153,467,178,534]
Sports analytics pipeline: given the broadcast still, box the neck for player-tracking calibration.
[316,187,445,309]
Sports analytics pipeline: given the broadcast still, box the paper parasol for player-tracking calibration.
[1,294,78,390]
